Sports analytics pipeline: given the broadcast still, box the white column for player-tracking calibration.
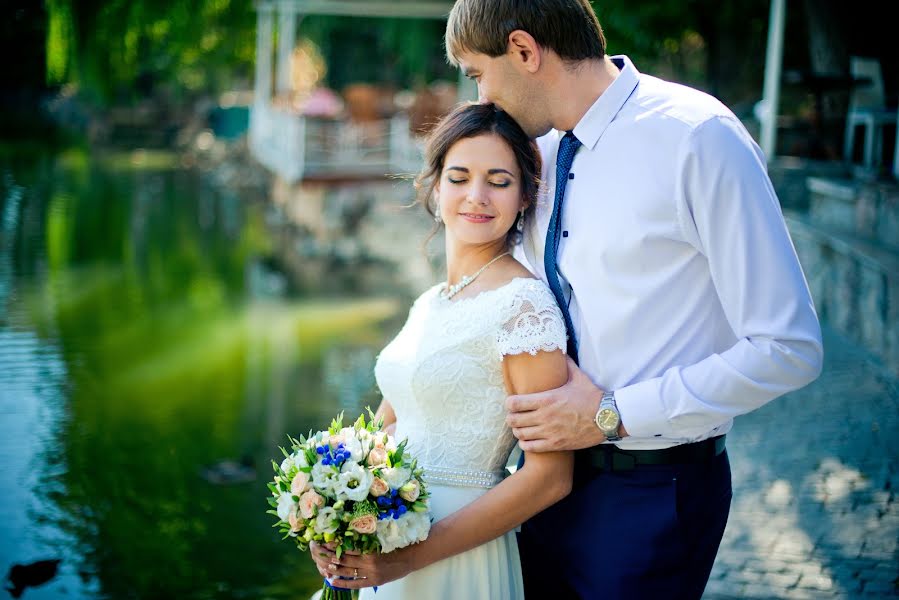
[760,0,786,160]
[254,5,274,106]
[276,6,297,95]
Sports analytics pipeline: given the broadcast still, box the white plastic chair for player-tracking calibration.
[843,56,895,169]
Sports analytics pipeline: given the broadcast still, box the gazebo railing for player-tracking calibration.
[250,104,422,182]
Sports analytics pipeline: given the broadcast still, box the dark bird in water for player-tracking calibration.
[5,559,61,598]
[200,454,256,485]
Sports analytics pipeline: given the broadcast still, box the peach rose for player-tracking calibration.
[291,471,311,496]
[299,489,325,519]
[367,447,388,467]
[329,434,345,448]
[349,514,378,534]
[287,510,303,533]
[399,479,420,502]
[369,476,389,497]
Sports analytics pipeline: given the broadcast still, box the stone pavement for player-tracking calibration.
[703,326,899,599]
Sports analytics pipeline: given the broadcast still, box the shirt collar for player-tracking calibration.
[569,55,640,151]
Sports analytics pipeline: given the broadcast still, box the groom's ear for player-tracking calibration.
[506,30,541,73]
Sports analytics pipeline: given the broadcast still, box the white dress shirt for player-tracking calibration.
[519,56,823,450]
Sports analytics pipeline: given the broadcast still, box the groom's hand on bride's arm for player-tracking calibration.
[505,356,627,452]
[309,541,415,589]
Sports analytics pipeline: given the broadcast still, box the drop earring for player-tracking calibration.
[516,208,525,232]
[434,200,442,223]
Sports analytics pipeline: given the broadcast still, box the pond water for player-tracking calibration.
[0,146,425,599]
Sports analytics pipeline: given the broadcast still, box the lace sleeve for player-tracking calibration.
[495,280,568,358]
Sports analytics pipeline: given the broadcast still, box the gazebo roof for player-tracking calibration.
[256,1,454,19]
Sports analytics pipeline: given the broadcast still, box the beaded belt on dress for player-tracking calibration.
[422,465,505,489]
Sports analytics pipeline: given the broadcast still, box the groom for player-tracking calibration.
[445,0,823,598]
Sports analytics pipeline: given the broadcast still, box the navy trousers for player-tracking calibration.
[518,448,732,600]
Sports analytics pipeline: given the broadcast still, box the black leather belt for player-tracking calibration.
[583,435,726,472]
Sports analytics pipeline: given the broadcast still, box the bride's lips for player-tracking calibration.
[459,213,495,223]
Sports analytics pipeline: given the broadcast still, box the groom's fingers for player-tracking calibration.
[506,409,542,429]
[506,392,546,414]
[511,425,543,442]
[518,438,551,452]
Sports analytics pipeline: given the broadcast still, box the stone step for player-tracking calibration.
[806,176,899,251]
[786,211,899,375]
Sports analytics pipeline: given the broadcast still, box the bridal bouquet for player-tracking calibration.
[267,411,430,600]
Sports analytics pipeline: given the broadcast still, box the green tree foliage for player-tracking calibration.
[45,0,257,104]
[43,0,776,109]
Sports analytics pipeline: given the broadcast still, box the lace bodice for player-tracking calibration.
[374,277,567,488]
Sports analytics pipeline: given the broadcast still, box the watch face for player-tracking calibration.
[597,408,620,431]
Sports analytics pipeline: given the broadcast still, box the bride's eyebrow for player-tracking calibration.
[445,166,516,178]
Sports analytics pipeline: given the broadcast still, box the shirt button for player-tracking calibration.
[562,231,569,238]
[568,173,575,180]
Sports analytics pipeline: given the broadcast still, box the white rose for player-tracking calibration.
[403,511,431,544]
[276,492,297,522]
[311,461,338,495]
[381,466,411,490]
[315,506,339,534]
[336,462,374,502]
[280,455,295,474]
[339,428,364,462]
[375,517,404,553]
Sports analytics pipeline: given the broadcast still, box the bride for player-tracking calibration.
[308,102,573,599]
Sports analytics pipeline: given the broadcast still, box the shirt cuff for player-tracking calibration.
[613,377,675,440]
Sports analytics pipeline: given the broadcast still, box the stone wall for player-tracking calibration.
[778,167,899,376]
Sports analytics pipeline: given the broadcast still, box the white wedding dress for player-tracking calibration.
[359,277,567,600]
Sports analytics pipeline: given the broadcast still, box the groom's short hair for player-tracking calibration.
[445,0,605,65]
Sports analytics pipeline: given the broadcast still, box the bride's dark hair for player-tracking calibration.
[415,102,542,248]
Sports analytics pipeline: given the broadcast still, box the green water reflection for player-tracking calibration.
[0,147,408,599]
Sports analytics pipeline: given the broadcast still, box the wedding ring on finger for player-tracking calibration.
[353,568,358,579]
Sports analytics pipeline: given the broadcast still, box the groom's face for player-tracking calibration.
[457,51,550,139]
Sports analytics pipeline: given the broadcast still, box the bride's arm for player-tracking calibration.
[312,348,572,588]
[374,399,397,436]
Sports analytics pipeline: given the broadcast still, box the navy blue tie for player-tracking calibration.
[544,131,582,363]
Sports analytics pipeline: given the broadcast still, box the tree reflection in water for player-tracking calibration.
[0,149,407,599]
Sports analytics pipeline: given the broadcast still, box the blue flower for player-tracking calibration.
[316,446,326,455]
[397,505,408,516]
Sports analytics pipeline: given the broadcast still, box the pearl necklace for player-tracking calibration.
[439,252,510,300]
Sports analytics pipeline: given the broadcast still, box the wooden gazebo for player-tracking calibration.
[250,1,464,183]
